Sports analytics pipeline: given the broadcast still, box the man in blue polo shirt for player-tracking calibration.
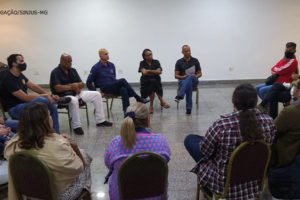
[50,54,112,135]
[175,45,202,114]
[86,49,149,113]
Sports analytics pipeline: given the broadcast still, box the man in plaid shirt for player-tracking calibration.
[185,84,276,199]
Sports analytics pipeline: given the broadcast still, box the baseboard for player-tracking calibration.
[39,79,264,89]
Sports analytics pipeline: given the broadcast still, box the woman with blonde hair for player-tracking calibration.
[104,102,170,200]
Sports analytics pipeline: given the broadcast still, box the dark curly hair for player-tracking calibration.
[18,102,55,149]
[232,84,263,141]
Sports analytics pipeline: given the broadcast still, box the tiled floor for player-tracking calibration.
[1,83,276,200]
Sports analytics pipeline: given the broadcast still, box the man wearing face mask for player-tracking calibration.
[256,42,298,99]
[271,42,298,83]
[257,43,298,118]
[0,54,66,133]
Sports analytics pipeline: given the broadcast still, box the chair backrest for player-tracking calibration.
[118,151,168,200]
[9,151,57,200]
[223,140,271,197]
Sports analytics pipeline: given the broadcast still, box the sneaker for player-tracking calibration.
[174,95,183,103]
[58,97,71,105]
[138,98,150,104]
[186,109,191,115]
[73,127,84,135]
[97,121,113,127]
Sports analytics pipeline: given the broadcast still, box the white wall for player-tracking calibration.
[0,0,300,84]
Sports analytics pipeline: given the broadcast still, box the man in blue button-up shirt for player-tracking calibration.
[86,49,149,113]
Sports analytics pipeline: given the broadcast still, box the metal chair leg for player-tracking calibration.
[177,88,179,110]
[196,89,199,109]
[106,98,110,119]
[110,98,114,110]
[67,108,72,133]
[196,183,200,200]
[85,105,89,126]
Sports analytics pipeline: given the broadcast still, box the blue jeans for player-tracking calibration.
[268,156,300,199]
[178,75,199,110]
[256,83,272,100]
[184,134,213,197]
[184,134,205,162]
[4,119,18,132]
[101,78,139,112]
[8,97,60,133]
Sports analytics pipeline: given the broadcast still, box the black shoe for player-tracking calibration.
[78,98,86,106]
[73,127,84,135]
[138,98,150,104]
[174,95,183,103]
[97,121,113,127]
[58,97,71,105]
[186,109,191,115]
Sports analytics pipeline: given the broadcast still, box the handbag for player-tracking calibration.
[265,74,279,85]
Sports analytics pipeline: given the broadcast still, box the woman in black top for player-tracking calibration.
[139,49,169,113]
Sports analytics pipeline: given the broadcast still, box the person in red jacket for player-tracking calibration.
[257,42,298,118]
[256,42,298,99]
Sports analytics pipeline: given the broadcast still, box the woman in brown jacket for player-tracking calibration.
[268,79,300,198]
[5,102,92,200]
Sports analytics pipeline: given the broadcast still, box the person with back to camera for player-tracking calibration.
[184,84,276,199]
[104,102,171,200]
[5,102,92,200]
[268,79,300,198]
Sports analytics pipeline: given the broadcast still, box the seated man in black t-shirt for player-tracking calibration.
[50,54,112,135]
[0,54,66,133]
[174,45,202,114]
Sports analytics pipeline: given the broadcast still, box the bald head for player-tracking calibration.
[99,48,109,62]
[60,53,72,69]
[182,45,191,60]
[182,45,190,50]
